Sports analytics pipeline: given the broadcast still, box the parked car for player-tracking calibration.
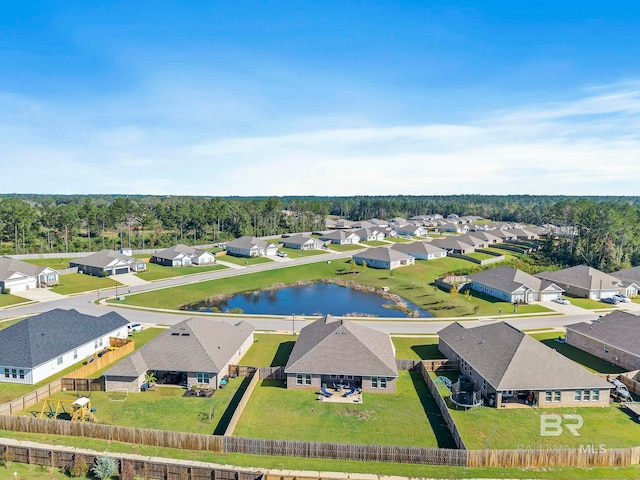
[127,323,143,335]
[276,251,288,257]
[553,297,571,305]
[614,294,632,303]
[601,297,619,305]
[610,378,632,402]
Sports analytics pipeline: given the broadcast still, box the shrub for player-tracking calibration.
[67,454,89,477]
[0,449,15,469]
[0,287,10,295]
[91,456,118,480]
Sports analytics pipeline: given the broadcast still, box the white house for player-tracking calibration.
[225,236,279,257]
[0,256,59,292]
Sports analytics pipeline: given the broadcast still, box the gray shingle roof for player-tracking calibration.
[0,309,129,368]
[353,247,412,263]
[285,315,398,377]
[104,318,254,377]
[468,267,556,293]
[438,322,611,391]
[70,249,136,269]
[152,244,204,260]
[566,311,640,358]
[535,265,623,291]
[225,236,267,250]
[282,234,316,246]
[611,266,640,283]
[391,241,446,256]
[0,256,55,281]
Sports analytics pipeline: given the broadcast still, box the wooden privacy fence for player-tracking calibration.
[466,447,640,468]
[66,338,134,379]
[395,359,422,371]
[0,442,263,480]
[60,377,105,392]
[0,379,63,416]
[258,366,284,380]
[224,371,260,437]
[422,359,457,372]
[417,362,466,450]
[228,365,257,378]
[620,374,640,396]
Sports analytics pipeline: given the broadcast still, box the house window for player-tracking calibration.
[296,374,303,385]
[73,349,78,360]
[99,338,103,347]
[304,374,311,386]
[4,368,9,378]
[347,375,354,380]
[583,390,591,401]
[11,369,17,378]
[371,377,378,388]
[196,373,210,384]
[19,370,24,379]
[575,390,582,401]
[330,374,337,379]
[380,378,387,389]
[604,346,609,355]
[593,390,600,401]
[545,391,552,402]
[94,340,99,349]
[57,357,63,366]
[553,391,561,402]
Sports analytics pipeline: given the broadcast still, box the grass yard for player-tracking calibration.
[233,371,455,448]
[135,262,227,281]
[465,252,498,261]
[217,254,273,266]
[0,293,30,307]
[4,430,640,479]
[326,243,365,251]
[530,332,627,374]
[565,295,611,310]
[391,336,444,360]
[238,333,296,367]
[384,237,411,243]
[18,376,248,435]
[278,247,328,258]
[360,240,388,247]
[23,257,74,269]
[50,273,124,295]
[450,403,640,450]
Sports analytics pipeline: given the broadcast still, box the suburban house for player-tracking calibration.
[438,322,612,408]
[390,241,447,260]
[318,230,360,245]
[466,231,503,245]
[350,221,376,229]
[352,247,415,270]
[352,227,385,242]
[367,218,389,227]
[566,311,640,372]
[535,265,629,300]
[430,237,476,254]
[0,256,59,292]
[0,308,129,385]
[150,244,216,267]
[508,228,539,240]
[440,222,470,234]
[457,234,489,249]
[281,234,324,250]
[394,224,429,237]
[103,318,254,392]
[70,249,146,276]
[284,315,398,393]
[224,236,279,258]
[611,266,640,297]
[326,218,354,229]
[490,229,519,242]
[467,267,564,303]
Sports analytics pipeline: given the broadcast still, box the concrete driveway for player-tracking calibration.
[15,288,68,302]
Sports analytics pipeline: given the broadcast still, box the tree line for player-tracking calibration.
[1,194,639,272]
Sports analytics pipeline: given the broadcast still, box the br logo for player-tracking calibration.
[539,413,583,437]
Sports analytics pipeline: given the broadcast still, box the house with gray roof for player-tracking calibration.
[0,308,129,384]
[535,265,628,300]
[611,266,640,297]
[430,237,476,254]
[281,234,324,250]
[318,230,360,245]
[391,241,446,260]
[438,322,611,408]
[466,231,503,245]
[394,224,429,237]
[224,236,278,258]
[467,267,564,303]
[70,249,146,276]
[352,227,385,242]
[150,244,215,267]
[352,247,414,270]
[566,311,640,372]
[104,318,254,392]
[0,256,59,292]
[284,315,398,393]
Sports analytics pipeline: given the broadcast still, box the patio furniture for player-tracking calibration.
[320,387,332,398]
[342,387,357,398]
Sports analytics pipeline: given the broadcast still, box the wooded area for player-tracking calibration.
[1,194,639,272]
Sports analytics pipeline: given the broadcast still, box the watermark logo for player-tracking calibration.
[539,413,583,437]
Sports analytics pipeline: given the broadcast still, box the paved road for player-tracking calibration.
[2,249,637,335]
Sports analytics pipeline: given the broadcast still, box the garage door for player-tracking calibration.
[114,267,129,275]
[540,293,559,301]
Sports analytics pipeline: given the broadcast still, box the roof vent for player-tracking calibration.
[181,333,190,336]
[171,333,180,336]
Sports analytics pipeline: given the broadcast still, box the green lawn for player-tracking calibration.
[23,257,74,269]
[384,237,411,243]
[326,243,365,251]
[234,371,454,448]
[218,255,273,266]
[239,333,296,367]
[392,336,444,360]
[530,332,627,374]
[4,430,640,479]
[135,262,227,281]
[565,295,614,310]
[120,256,553,317]
[278,247,328,258]
[465,252,498,261]
[360,240,389,247]
[50,273,124,295]
[0,293,30,307]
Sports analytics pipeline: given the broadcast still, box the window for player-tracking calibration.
[19,370,24,379]
[4,368,8,378]
[593,390,600,401]
[196,373,210,384]
[575,390,582,401]
[304,374,311,386]
[11,369,17,378]
[347,375,354,380]
[583,390,591,401]
[553,391,561,402]
[604,346,609,355]
[99,338,103,347]
[380,377,387,389]
[73,349,78,360]
[57,357,63,366]
[371,377,378,388]
[330,374,337,379]
[296,374,303,385]
[94,340,99,349]
[545,391,552,402]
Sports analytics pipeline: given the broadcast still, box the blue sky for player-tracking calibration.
[1,1,639,196]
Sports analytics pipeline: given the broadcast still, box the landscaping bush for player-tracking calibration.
[91,456,118,480]
[67,454,89,477]
[0,287,10,295]
[0,449,15,469]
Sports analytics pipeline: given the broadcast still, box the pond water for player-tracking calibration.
[186,282,433,318]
